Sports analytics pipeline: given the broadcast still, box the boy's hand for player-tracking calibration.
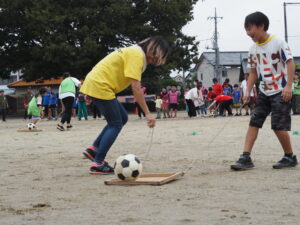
[243,92,250,104]
[146,113,156,128]
[282,85,293,102]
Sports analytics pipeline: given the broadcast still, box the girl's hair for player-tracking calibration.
[138,36,169,65]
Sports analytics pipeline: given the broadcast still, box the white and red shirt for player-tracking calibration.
[248,35,293,96]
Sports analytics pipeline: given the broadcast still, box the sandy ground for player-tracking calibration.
[1,112,300,225]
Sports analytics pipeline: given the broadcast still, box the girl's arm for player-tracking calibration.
[131,79,155,128]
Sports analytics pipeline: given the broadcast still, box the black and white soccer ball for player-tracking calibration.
[27,123,36,130]
[114,154,143,181]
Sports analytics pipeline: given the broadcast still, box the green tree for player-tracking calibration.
[0,0,199,88]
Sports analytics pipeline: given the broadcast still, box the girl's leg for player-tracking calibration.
[93,99,128,163]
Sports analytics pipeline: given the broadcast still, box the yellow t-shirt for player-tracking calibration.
[80,45,146,100]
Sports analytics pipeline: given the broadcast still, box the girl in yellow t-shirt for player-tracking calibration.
[80,36,169,174]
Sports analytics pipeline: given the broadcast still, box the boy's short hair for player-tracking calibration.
[208,87,213,91]
[212,78,218,83]
[234,84,239,88]
[244,11,269,31]
[211,94,217,99]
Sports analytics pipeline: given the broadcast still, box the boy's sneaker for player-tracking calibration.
[83,148,96,161]
[90,161,114,174]
[230,154,254,171]
[57,124,65,131]
[67,125,73,129]
[272,155,298,169]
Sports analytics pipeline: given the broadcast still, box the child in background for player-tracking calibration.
[223,78,233,96]
[160,88,169,118]
[207,94,233,116]
[72,98,77,117]
[77,92,88,120]
[27,87,47,127]
[207,87,214,113]
[232,84,241,116]
[0,90,8,122]
[168,85,180,118]
[198,82,207,116]
[49,89,58,120]
[154,95,162,119]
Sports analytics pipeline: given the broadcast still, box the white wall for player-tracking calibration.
[196,58,215,88]
[197,60,242,89]
[225,67,241,86]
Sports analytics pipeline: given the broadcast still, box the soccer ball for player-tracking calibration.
[114,154,143,181]
[27,123,36,130]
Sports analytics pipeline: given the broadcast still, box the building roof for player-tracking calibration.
[200,51,248,67]
[8,77,64,88]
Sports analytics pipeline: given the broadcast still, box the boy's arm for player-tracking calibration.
[207,100,216,110]
[282,59,295,102]
[244,68,258,103]
[131,79,155,128]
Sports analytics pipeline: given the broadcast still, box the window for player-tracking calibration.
[201,73,203,80]
[222,70,227,77]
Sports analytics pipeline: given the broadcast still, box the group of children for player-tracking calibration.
[18,11,300,174]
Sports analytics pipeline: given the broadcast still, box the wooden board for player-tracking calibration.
[17,129,43,132]
[105,172,184,186]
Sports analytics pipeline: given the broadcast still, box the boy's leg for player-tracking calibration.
[231,93,270,170]
[273,130,292,154]
[270,93,297,168]
[243,126,259,153]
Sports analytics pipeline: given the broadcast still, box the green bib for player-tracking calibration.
[27,96,40,117]
[60,77,75,94]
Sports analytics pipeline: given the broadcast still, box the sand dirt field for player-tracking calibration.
[1,112,300,225]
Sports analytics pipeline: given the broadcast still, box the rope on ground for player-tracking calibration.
[183,115,234,173]
[144,127,154,160]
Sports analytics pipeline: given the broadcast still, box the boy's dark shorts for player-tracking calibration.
[169,103,178,110]
[249,92,291,131]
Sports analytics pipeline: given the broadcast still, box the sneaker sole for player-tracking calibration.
[57,127,65,131]
[230,165,254,171]
[83,151,95,161]
[89,171,113,175]
[273,164,297,169]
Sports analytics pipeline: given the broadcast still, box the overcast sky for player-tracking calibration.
[182,0,300,56]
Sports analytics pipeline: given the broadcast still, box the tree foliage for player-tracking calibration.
[0,0,199,87]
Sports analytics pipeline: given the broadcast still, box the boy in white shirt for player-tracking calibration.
[231,11,297,170]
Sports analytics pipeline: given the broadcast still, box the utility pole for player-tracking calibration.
[283,2,300,43]
[208,8,223,82]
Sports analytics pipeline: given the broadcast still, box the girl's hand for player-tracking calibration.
[146,113,156,128]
